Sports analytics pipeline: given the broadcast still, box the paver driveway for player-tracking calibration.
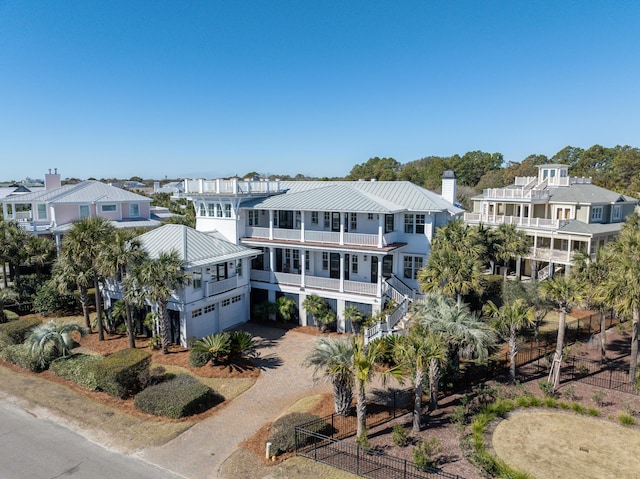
[138,323,331,479]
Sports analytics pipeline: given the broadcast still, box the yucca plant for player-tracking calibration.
[191,332,231,364]
[27,320,89,369]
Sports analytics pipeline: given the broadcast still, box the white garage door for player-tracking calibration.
[220,294,246,331]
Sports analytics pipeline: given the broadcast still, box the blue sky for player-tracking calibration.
[1,1,639,181]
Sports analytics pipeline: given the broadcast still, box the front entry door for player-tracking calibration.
[330,253,340,279]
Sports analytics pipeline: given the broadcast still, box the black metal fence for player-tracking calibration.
[561,355,637,395]
[295,430,464,479]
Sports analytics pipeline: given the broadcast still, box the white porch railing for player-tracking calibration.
[244,227,398,247]
[527,247,575,263]
[206,277,237,297]
[273,272,302,286]
[344,280,377,296]
[482,188,550,200]
[245,226,270,239]
[250,269,270,282]
[305,276,340,291]
[305,230,340,243]
[343,232,378,246]
[464,213,569,230]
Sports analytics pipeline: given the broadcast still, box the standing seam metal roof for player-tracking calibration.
[1,181,152,204]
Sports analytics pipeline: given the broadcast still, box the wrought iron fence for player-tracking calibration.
[295,429,464,479]
[561,355,637,395]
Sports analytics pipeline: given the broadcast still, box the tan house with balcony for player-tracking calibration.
[464,164,637,279]
[183,175,462,336]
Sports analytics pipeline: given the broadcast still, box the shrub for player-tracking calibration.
[538,380,556,398]
[191,332,231,363]
[392,424,409,447]
[189,348,211,368]
[592,390,607,407]
[413,438,441,470]
[0,317,41,344]
[571,402,587,414]
[33,281,78,317]
[618,412,636,426]
[95,348,151,398]
[2,310,19,323]
[587,407,600,417]
[0,343,43,372]
[229,330,256,358]
[134,374,221,418]
[50,354,103,390]
[267,412,330,455]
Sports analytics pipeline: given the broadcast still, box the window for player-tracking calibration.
[222,298,230,307]
[101,204,116,213]
[204,304,215,314]
[368,213,374,220]
[324,212,330,229]
[404,214,414,234]
[208,203,216,217]
[322,252,329,270]
[415,214,425,234]
[613,205,621,221]
[305,250,310,271]
[192,269,202,289]
[311,211,319,224]
[211,263,227,282]
[199,203,206,216]
[560,169,568,178]
[216,204,223,217]
[350,213,357,231]
[80,205,90,219]
[224,204,231,218]
[591,206,603,221]
[191,308,202,318]
[247,210,256,226]
[382,255,393,278]
[331,213,340,232]
[129,203,140,217]
[385,214,394,233]
[236,259,242,278]
[293,250,300,271]
[403,256,424,280]
[351,255,358,274]
[37,203,47,220]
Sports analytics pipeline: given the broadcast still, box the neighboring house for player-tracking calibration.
[464,164,638,279]
[0,184,44,200]
[182,174,462,333]
[0,170,162,250]
[102,224,259,347]
[153,180,185,197]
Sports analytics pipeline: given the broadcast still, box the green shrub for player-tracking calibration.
[191,332,231,363]
[229,330,256,358]
[95,348,151,398]
[571,402,587,414]
[538,380,556,398]
[134,374,221,418]
[189,348,211,368]
[392,424,409,447]
[267,412,330,455]
[2,310,19,323]
[0,317,41,344]
[413,438,441,470]
[587,407,600,417]
[33,281,78,317]
[50,354,103,390]
[0,343,43,372]
[618,412,636,426]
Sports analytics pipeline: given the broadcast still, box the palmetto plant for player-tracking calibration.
[229,331,256,358]
[27,320,89,368]
[191,332,231,364]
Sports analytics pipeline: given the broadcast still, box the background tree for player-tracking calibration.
[136,250,190,354]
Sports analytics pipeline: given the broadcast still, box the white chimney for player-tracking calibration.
[44,168,61,190]
[441,170,457,205]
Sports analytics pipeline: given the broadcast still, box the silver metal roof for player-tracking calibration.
[1,180,152,204]
[137,224,259,269]
[242,181,463,215]
[548,184,636,205]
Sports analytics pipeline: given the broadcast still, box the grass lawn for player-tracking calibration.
[492,410,640,479]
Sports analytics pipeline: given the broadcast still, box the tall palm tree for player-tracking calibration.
[302,294,328,329]
[540,275,582,390]
[98,230,148,348]
[412,293,495,410]
[24,236,55,280]
[303,336,355,416]
[484,299,534,383]
[2,221,29,289]
[600,216,640,381]
[136,250,189,354]
[393,330,446,431]
[52,250,94,330]
[63,217,116,341]
[492,223,529,279]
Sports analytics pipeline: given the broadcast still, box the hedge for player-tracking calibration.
[134,374,222,418]
[267,412,330,455]
[1,310,19,323]
[0,317,41,344]
[50,353,104,390]
[0,343,43,372]
[95,348,151,398]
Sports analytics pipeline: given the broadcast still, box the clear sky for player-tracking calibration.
[1,1,639,182]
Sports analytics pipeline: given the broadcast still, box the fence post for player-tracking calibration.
[295,427,299,454]
[609,368,613,390]
[331,414,334,437]
[404,458,407,479]
[393,390,397,418]
[356,444,360,475]
[314,432,318,460]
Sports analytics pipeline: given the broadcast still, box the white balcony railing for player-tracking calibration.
[305,276,340,291]
[464,213,569,229]
[250,269,271,282]
[344,280,377,296]
[526,247,575,263]
[273,272,302,286]
[482,188,550,200]
[206,277,237,297]
[244,227,398,248]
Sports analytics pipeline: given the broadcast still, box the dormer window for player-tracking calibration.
[591,206,603,222]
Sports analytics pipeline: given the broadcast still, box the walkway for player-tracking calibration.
[138,323,331,479]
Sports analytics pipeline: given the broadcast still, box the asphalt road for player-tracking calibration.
[0,400,184,479]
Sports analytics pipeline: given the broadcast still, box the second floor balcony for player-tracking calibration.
[243,226,399,248]
[464,212,569,230]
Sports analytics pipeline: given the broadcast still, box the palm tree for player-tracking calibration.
[303,336,355,416]
[492,223,529,279]
[393,331,446,431]
[23,236,55,280]
[600,217,640,381]
[63,217,116,341]
[274,296,297,322]
[99,230,148,348]
[2,221,29,289]
[27,320,89,368]
[136,250,190,354]
[51,251,94,330]
[418,249,484,300]
[484,299,534,383]
[302,294,328,329]
[344,304,365,334]
[412,293,495,410]
[540,275,582,390]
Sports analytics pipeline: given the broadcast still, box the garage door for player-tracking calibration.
[220,294,246,331]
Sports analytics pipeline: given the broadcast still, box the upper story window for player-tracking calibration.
[80,205,90,219]
[324,212,330,229]
[404,214,414,234]
[311,211,319,224]
[350,213,357,231]
[192,268,202,289]
[403,255,424,280]
[247,210,258,226]
[322,252,329,271]
[305,250,310,271]
[129,203,140,218]
[101,204,117,213]
[199,203,206,216]
[591,206,603,222]
[224,204,231,218]
[416,214,425,234]
[208,203,216,217]
[351,255,358,274]
[236,259,242,278]
[368,213,374,220]
[37,203,47,220]
[385,214,394,234]
[216,204,223,217]
[613,205,621,221]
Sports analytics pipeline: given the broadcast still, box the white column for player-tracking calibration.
[269,248,275,283]
[377,255,383,298]
[378,214,384,248]
[299,294,308,326]
[300,210,305,243]
[268,210,274,240]
[339,213,345,245]
[339,253,345,292]
[337,299,346,333]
